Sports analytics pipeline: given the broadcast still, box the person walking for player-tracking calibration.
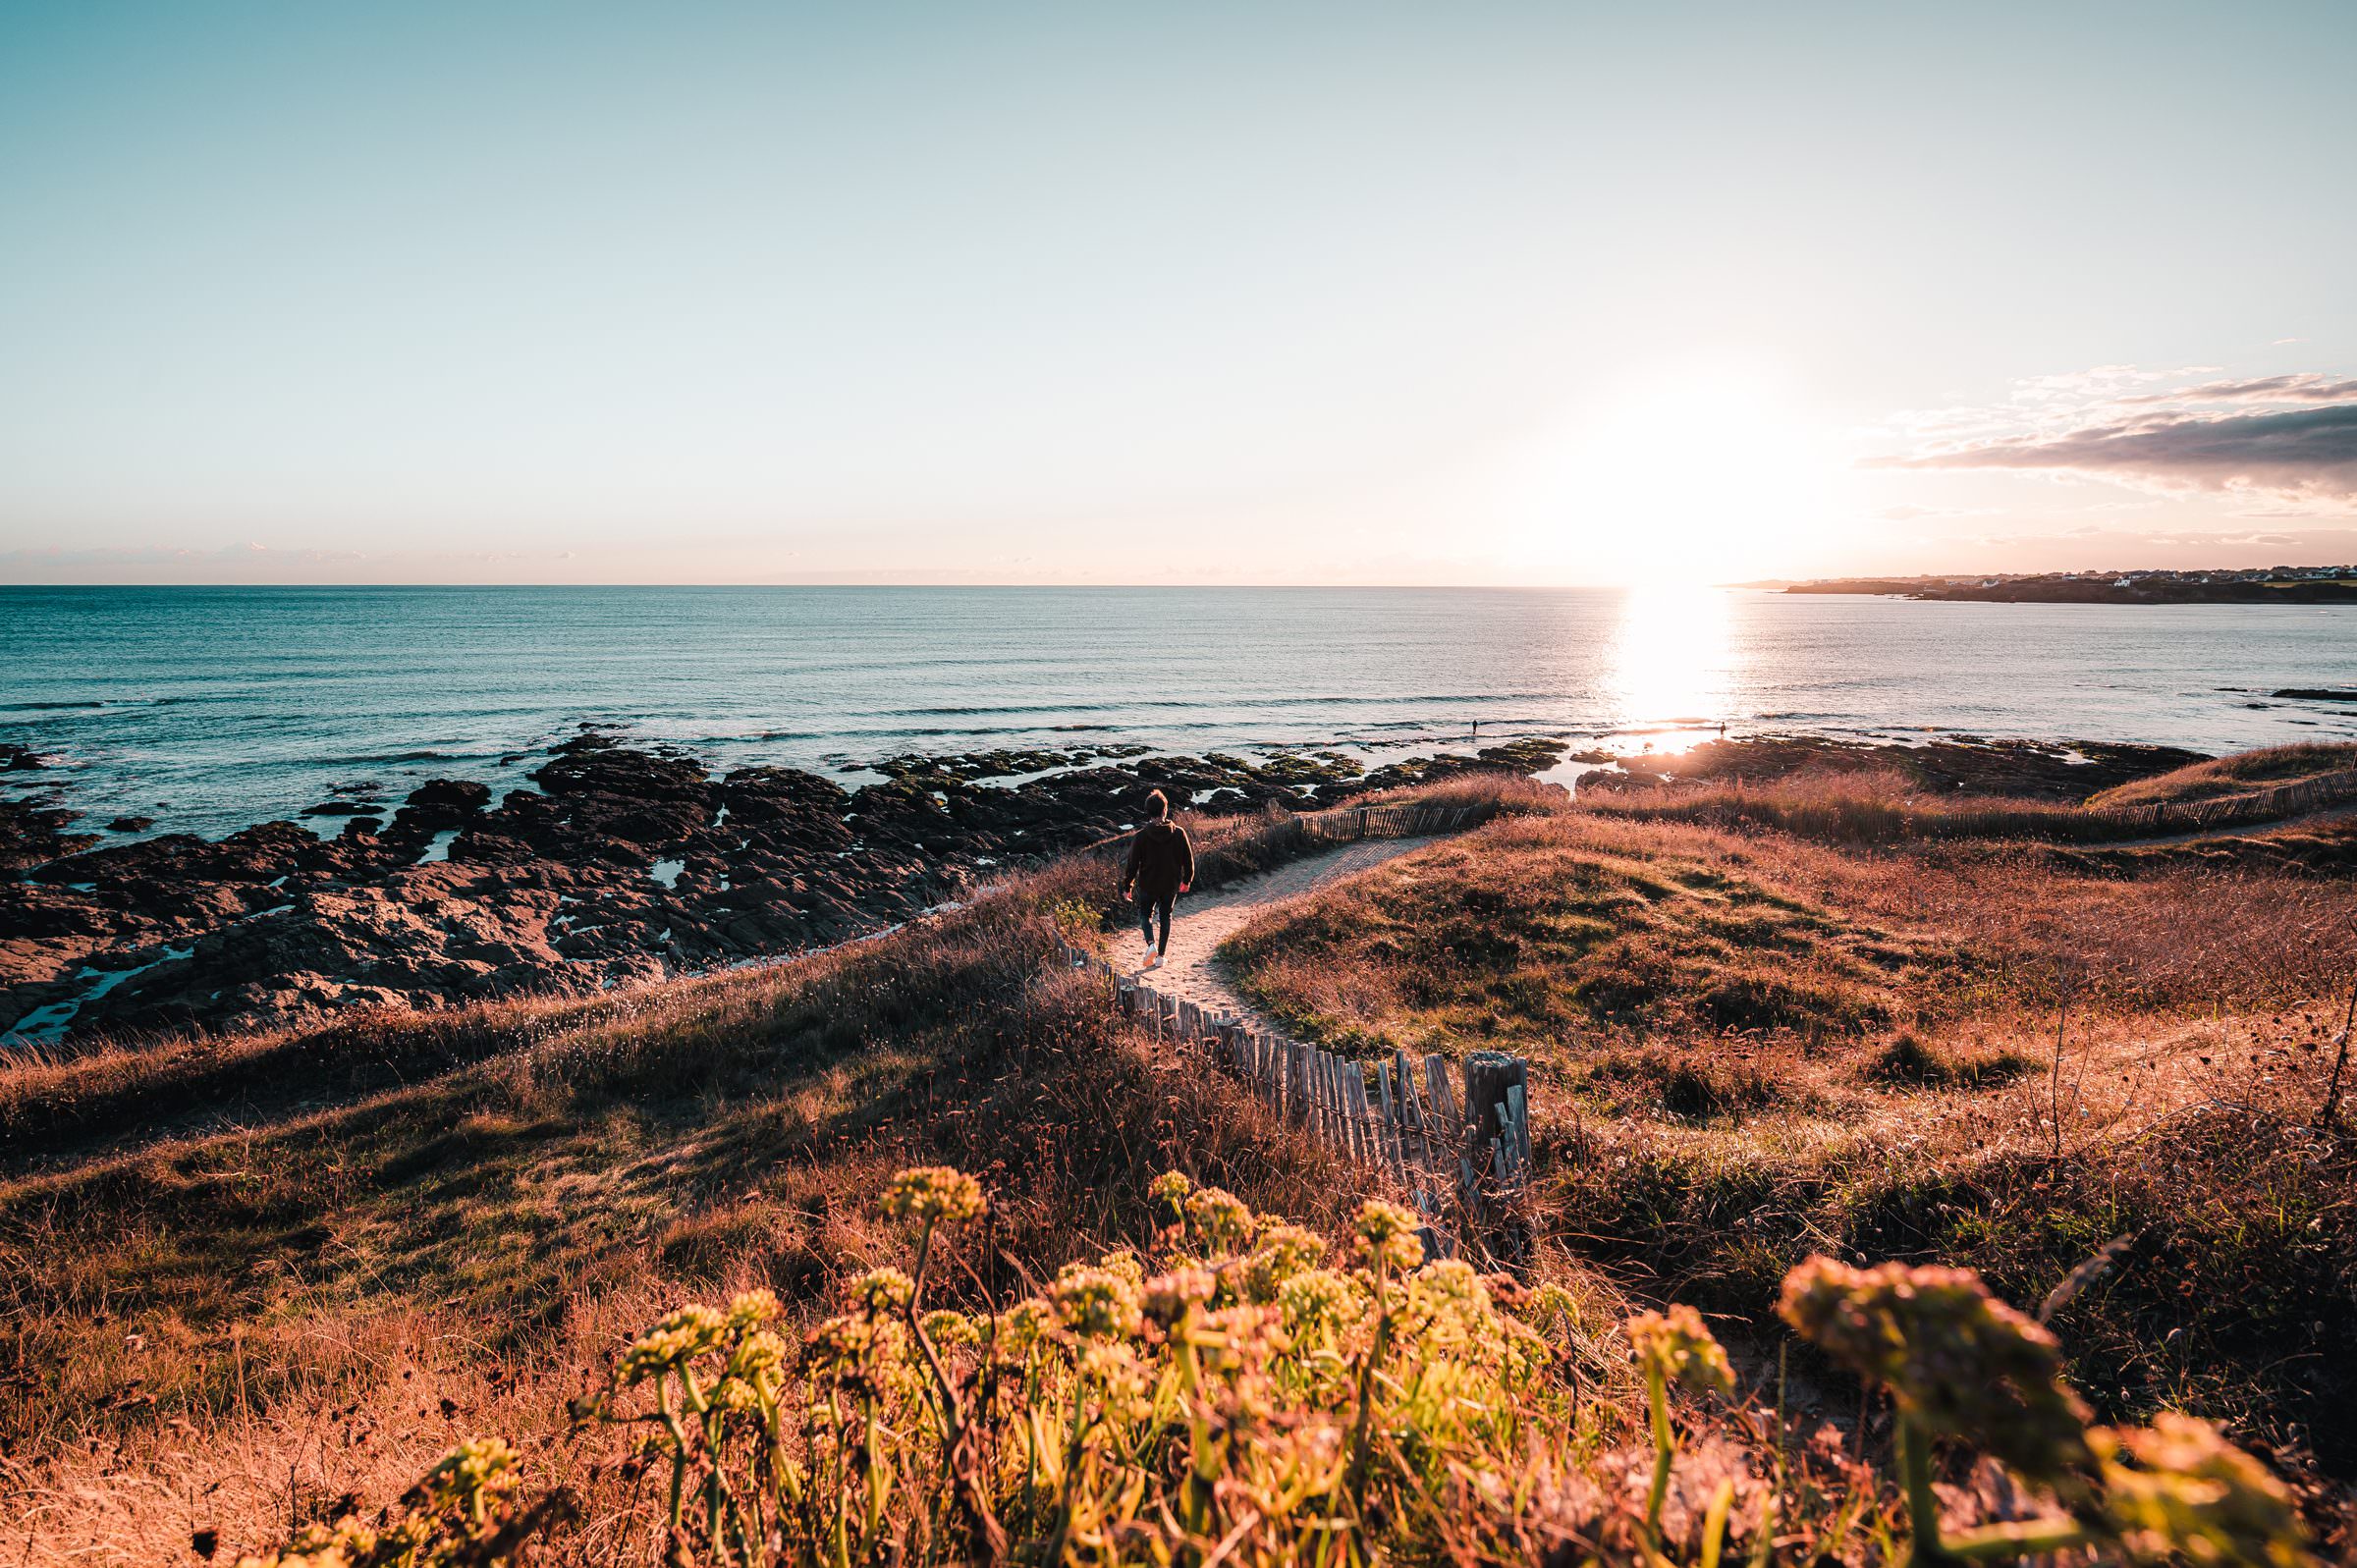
[1119,788,1194,970]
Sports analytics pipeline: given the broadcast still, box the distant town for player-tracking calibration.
[1775,566,2357,605]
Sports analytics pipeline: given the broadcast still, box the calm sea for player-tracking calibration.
[4,584,2353,841]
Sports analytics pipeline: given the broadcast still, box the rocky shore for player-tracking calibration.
[0,728,1563,1047]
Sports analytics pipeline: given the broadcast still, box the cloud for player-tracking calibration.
[1869,367,2357,511]
[2115,372,2357,406]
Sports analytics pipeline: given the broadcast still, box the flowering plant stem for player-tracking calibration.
[1642,1358,1675,1550]
[1343,1246,1395,1521]
[1945,1516,2096,1560]
[1897,1414,1947,1566]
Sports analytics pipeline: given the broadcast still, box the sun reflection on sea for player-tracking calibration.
[1606,583,1736,745]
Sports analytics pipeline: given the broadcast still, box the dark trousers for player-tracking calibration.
[1135,888,1176,952]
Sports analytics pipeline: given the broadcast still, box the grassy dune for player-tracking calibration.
[1221,780,2357,1475]
[2086,744,2357,811]
[0,855,1389,1559]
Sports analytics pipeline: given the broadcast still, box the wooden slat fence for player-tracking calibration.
[2101,768,2357,835]
[1054,937,1532,1259]
[1290,800,1489,842]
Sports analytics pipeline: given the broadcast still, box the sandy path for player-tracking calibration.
[1115,836,1439,1030]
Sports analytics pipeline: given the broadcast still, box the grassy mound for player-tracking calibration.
[1583,766,2130,847]
[2086,743,2357,811]
[1218,815,1930,1053]
[1216,792,2357,1475]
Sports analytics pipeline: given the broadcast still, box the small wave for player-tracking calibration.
[878,692,1564,719]
[656,730,832,745]
[314,748,489,766]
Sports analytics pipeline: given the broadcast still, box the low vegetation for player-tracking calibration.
[1581,768,2131,847]
[2086,744,2357,812]
[1221,774,2357,1481]
[1152,771,1562,890]
[225,1171,2314,1568]
[5,767,2353,1562]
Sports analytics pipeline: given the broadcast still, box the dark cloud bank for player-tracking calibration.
[1876,381,2357,507]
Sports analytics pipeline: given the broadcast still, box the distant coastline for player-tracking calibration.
[1783,566,2357,605]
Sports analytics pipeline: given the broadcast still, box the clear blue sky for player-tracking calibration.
[3,1,2352,583]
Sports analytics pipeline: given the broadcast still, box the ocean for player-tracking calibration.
[4,584,2353,841]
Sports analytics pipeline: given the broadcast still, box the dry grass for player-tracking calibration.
[1223,804,2354,1051]
[4,779,1587,1562]
[1583,767,2136,846]
[1217,781,2357,1475]
[0,857,1396,1560]
[1150,768,1557,889]
[2086,743,2357,811]
[7,767,2355,1559]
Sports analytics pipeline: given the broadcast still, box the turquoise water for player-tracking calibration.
[4,584,2353,840]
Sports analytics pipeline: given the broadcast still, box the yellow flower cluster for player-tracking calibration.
[845,1266,914,1314]
[1351,1198,1425,1272]
[1182,1186,1255,1255]
[1781,1256,2310,1568]
[879,1164,985,1224]
[1627,1303,1736,1398]
[1050,1265,1145,1339]
[229,1438,516,1568]
[615,1303,729,1384]
[1781,1255,2092,1482]
[2093,1413,2307,1568]
[241,1169,2309,1568]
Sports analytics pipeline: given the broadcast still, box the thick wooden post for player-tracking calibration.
[1461,1051,1527,1166]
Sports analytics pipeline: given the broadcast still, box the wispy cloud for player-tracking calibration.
[1869,366,2357,511]
[2115,372,2357,406]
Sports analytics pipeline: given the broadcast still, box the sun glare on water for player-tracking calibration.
[1609,580,1737,738]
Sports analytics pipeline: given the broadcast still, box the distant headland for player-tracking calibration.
[1775,566,2357,605]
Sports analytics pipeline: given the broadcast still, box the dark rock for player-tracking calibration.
[1,799,99,872]
[105,816,156,834]
[390,777,496,836]
[405,779,494,813]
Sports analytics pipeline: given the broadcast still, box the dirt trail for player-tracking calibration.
[1117,836,1438,1030]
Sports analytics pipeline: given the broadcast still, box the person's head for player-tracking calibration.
[1146,788,1170,821]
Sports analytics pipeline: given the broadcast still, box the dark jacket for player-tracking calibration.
[1122,819,1195,900]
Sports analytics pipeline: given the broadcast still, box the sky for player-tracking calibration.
[2,0,2353,586]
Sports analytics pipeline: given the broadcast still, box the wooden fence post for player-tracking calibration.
[1375,1060,1401,1180]
[1462,1051,1530,1192]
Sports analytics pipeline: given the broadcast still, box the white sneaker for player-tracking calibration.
[1144,952,1164,971]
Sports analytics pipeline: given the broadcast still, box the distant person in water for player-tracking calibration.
[1119,788,1194,970]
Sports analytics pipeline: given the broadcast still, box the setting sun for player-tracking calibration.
[1501,361,1836,586]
